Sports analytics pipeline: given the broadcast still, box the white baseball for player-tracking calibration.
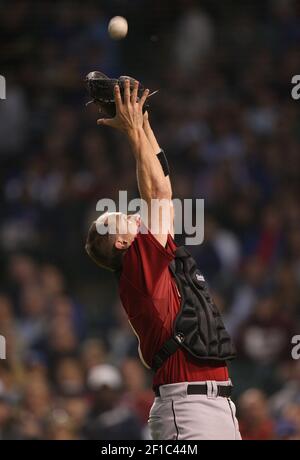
[108,16,128,40]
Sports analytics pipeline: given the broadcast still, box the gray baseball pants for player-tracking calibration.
[148,381,242,440]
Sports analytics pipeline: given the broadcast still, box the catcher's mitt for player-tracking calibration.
[85,71,157,117]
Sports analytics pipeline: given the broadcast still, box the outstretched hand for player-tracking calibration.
[97,79,149,137]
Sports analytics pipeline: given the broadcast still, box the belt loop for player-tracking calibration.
[206,380,218,399]
[184,382,189,398]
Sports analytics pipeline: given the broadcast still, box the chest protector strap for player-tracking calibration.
[152,337,180,372]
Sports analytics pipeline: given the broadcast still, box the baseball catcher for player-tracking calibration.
[85,73,241,440]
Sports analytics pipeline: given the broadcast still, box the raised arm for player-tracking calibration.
[142,111,172,201]
[97,79,173,246]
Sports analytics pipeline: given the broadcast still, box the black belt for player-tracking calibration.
[154,383,232,398]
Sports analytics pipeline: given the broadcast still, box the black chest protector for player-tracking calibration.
[152,246,236,371]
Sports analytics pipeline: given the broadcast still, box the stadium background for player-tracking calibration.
[1,0,300,440]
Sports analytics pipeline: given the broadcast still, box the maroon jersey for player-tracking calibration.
[119,227,229,386]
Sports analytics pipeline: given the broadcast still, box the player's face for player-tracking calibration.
[116,212,141,238]
[96,212,140,250]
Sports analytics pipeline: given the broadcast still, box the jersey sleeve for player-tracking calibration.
[120,227,176,296]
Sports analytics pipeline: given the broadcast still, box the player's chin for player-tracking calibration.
[127,229,139,245]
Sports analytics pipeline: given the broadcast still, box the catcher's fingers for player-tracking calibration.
[124,78,130,105]
[114,84,122,113]
[139,88,150,108]
[131,80,139,104]
[143,111,150,128]
[97,118,115,127]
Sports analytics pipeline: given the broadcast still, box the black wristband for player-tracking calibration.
[157,149,170,177]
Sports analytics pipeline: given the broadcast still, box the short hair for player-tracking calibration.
[85,221,122,272]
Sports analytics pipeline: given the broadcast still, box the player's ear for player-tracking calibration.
[115,238,129,250]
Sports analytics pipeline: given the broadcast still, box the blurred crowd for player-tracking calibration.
[1,0,300,440]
